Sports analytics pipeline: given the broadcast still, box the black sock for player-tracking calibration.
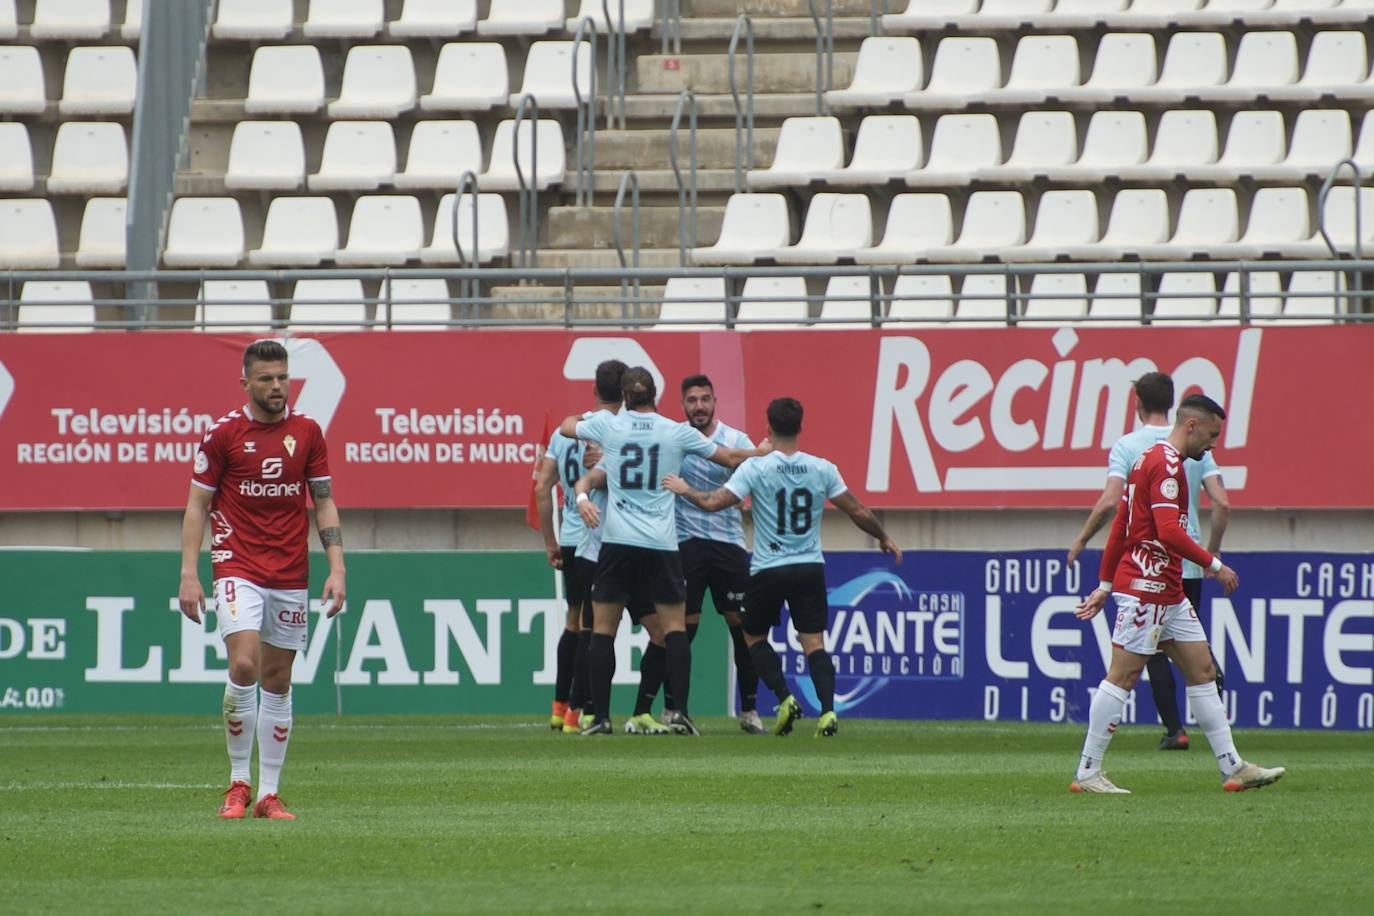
[664,630,692,717]
[686,622,700,643]
[807,649,836,714]
[554,628,578,704]
[1147,652,1183,734]
[635,643,666,716]
[729,625,758,713]
[748,639,790,701]
[589,633,616,724]
[569,629,592,714]
[1210,649,1225,695]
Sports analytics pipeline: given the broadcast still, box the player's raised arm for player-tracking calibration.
[706,439,772,469]
[309,479,347,617]
[534,456,562,568]
[178,483,214,623]
[662,474,743,512]
[573,466,607,528]
[830,491,902,564]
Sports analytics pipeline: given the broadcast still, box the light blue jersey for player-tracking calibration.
[724,450,848,573]
[544,430,587,548]
[1107,424,1221,579]
[575,481,609,562]
[675,420,753,548]
[575,410,717,551]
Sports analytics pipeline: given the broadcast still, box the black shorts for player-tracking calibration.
[575,557,597,628]
[1183,577,1202,612]
[743,563,829,637]
[560,547,586,608]
[592,543,686,607]
[680,537,749,617]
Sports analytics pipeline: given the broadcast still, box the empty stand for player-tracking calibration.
[770,194,873,264]
[691,194,791,266]
[244,46,324,114]
[47,122,128,195]
[904,114,1002,186]
[0,46,46,115]
[289,279,370,330]
[656,277,728,329]
[480,119,567,190]
[335,196,424,266]
[394,121,483,190]
[224,122,306,191]
[378,278,454,329]
[735,277,810,328]
[748,117,844,189]
[420,43,508,111]
[0,199,60,268]
[59,46,137,116]
[566,0,655,32]
[74,198,126,268]
[827,37,922,108]
[855,194,954,265]
[302,0,384,39]
[248,197,339,267]
[30,0,109,40]
[329,46,417,118]
[420,192,511,264]
[818,276,877,328]
[197,281,274,331]
[510,41,593,109]
[821,115,922,186]
[308,122,397,191]
[164,198,244,268]
[478,0,563,36]
[17,282,96,333]
[888,274,955,324]
[904,37,1002,108]
[0,124,33,192]
[213,0,292,41]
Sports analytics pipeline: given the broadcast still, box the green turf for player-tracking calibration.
[1,716,1370,915]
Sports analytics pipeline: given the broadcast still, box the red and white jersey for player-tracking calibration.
[1100,440,1216,603]
[192,405,330,590]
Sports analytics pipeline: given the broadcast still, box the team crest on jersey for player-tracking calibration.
[194,449,208,474]
[283,434,297,457]
[1160,478,1179,500]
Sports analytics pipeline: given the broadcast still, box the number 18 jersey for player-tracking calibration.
[725,451,847,574]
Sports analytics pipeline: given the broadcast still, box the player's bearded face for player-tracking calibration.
[242,360,290,418]
[683,387,715,429]
[1186,416,1223,459]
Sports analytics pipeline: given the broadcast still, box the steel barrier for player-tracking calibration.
[669,89,700,266]
[728,15,756,193]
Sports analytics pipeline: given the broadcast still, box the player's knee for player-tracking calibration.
[797,632,825,655]
[1109,669,1141,692]
[228,659,258,687]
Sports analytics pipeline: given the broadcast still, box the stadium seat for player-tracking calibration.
[0,200,58,269]
[329,46,417,119]
[1022,274,1090,324]
[566,0,655,32]
[883,0,976,31]
[247,197,339,267]
[302,0,383,39]
[920,191,1025,262]
[1151,272,1218,323]
[1061,189,1168,259]
[0,46,46,115]
[955,275,1010,325]
[977,111,1077,183]
[1058,33,1157,104]
[1043,110,1147,183]
[691,194,790,266]
[972,0,1055,29]
[1116,110,1218,181]
[224,121,305,191]
[377,278,454,329]
[1250,109,1352,180]
[244,46,325,115]
[887,274,955,324]
[1132,188,1239,260]
[987,35,1080,105]
[480,119,566,191]
[1218,271,1283,323]
[213,0,292,40]
[821,115,922,186]
[1182,110,1286,182]
[1088,273,1144,325]
[1282,270,1345,322]
[389,0,477,37]
[30,0,109,40]
[735,277,810,328]
[748,117,844,189]
[1206,31,1298,102]
[903,37,1001,109]
[17,282,95,333]
[1352,111,1374,172]
[420,42,508,111]
[826,37,922,109]
[478,0,563,36]
[308,121,397,191]
[59,46,136,116]
[1210,187,1311,260]
[74,197,126,268]
[855,193,954,265]
[770,193,873,264]
[197,281,274,331]
[0,1,15,40]
[288,279,370,331]
[420,192,510,264]
[394,121,483,190]
[1128,32,1227,104]
[163,198,244,268]
[656,277,727,329]
[1003,190,1099,261]
[0,123,33,192]
[46,122,128,194]
[510,41,593,110]
[335,196,423,266]
[1286,186,1374,257]
[1268,31,1371,102]
[1046,0,1129,28]
[904,114,1001,186]
[1119,0,1205,28]
[817,276,877,328]
[121,0,141,40]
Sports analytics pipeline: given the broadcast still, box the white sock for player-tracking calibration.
[1187,683,1241,776]
[256,688,292,798]
[223,679,257,785]
[1076,680,1129,781]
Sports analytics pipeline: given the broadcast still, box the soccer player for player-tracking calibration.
[1070,394,1284,795]
[1068,372,1232,750]
[559,367,765,736]
[664,397,902,738]
[535,359,627,732]
[177,340,346,820]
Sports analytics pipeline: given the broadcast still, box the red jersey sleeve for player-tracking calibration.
[1098,494,1128,587]
[192,423,229,491]
[1146,454,1215,570]
[305,420,331,482]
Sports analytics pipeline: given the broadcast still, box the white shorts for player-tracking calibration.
[214,577,309,652]
[1109,593,1207,656]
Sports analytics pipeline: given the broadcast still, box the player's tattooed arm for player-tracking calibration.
[831,491,903,564]
[319,526,343,549]
[309,479,333,502]
[661,476,741,513]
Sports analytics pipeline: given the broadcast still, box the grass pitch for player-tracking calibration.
[1,716,1370,915]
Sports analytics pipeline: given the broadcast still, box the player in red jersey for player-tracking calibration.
[177,340,346,820]
[1070,394,1284,795]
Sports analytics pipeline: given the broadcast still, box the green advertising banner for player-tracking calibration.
[0,551,730,717]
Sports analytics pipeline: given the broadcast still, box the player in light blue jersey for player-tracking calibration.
[665,397,901,738]
[559,367,766,736]
[1067,371,1232,750]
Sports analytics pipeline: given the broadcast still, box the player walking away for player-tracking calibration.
[559,367,766,736]
[177,340,346,820]
[664,397,902,739]
[1071,395,1283,795]
[536,359,627,732]
[1068,372,1231,750]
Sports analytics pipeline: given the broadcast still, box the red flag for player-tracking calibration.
[525,412,552,530]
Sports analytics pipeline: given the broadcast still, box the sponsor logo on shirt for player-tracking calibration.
[1130,578,1166,594]
[277,607,308,625]
[238,479,303,498]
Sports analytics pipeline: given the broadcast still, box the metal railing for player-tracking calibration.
[571,19,599,207]
[602,0,627,129]
[660,0,682,55]
[808,0,835,115]
[728,14,755,194]
[511,94,541,269]
[1318,157,1364,308]
[870,0,888,36]
[451,170,481,314]
[612,170,641,319]
[669,89,699,266]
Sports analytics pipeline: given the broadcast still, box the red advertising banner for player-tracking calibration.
[0,326,1369,510]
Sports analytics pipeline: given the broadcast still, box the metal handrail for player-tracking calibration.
[512,94,541,270]
[602,0,627,129]
[870,0,887,36]
[612,170,641,318]
[669,89,699,266]
[807,0,834,115]
[451,170,481,314]
[728,15,755,194]
[571,19,599,208]
[661,0,682,55]
[1317,157,1363,315]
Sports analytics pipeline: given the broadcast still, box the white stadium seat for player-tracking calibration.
[164,198,244,268]
[955,275,1009,325]
[1061,189,1168,260]
[1133,189,1240,260]
[18,282,96,333]
[248,197,339,268]
[822,115,922,186]
[736,277,810,328]
[1207,31,1299,101]
[395,121,483,190]
[214,0,292,41]
[329,46,417,119]
[1183,110,1286,182]
[0,123,33,192]
[818,276,876,328]
[0,0,15,40]
[1022,274,1090,324]
[1043,110,1147,183]
[1088,274,1143,325]
[1120,0,1205,28]
[1152,272,1218,323]
[303,0,383,39]
[60,46,137,116]
[691,194,791,266]
[988,35,1080,105]
[770,193,873,264]
[887,274,955,325]
[31,0,109,40]
[1218,270,1283,324]
[1047,0,1129,28]
[1269,32,1372,102]
[1251,109,1353,181]
[1059,33,1157,104]
[197,281,274,331]
[566,0,655,32]
[121,0,142,40]
[289,279,370,331]
[1129,32,1227,103]
[826,37,922,109]
[921,191,1026,263]
[0,46,46,115]
[904,114,1001,186]
[1282,270,1345,323]
[1117,110,1218,181]
[224,122,305,191]
[904,37,1001,109]
[977,111,1077,182]
[309,121,397,192]
[378,278,454,330]
[420,42,508,111]
[335,196,424,266]
[510,41,593,110]
[1211,187,1312,260]
[1003,190,1099,261]
[390,0,478,38]
[748,117,844,189]
[1286,186,1374,257]
[855,194,954,265]
[245,46,325,115]
[46,122,128,194]
[420,192,511,264]
[883,0,976,31]
[75,197,126,268]
[478,0,563,36]
[974,0,1055,29]
[656,277,727,329]
[480,119,566,191]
